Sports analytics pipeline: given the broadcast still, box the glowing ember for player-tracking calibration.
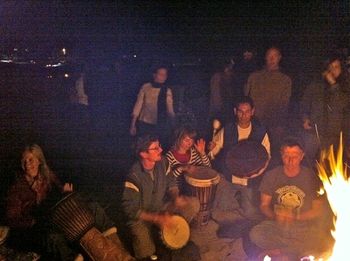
[317,134,350,261]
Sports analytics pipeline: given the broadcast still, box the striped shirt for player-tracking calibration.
[166,147,212,178]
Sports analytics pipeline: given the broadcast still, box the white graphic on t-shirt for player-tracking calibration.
[276,185,305,210]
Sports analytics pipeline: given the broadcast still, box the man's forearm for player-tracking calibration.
[168,186,180,201]
[260,205,275,219]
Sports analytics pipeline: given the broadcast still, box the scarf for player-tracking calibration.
[152,81,168,125]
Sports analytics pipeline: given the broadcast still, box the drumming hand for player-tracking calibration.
[174,195,189,209]
[63,183,73,193]
[194,139,206,155]
[155,213,173,229]
[275,207,295,226]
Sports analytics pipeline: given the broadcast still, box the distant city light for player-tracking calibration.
[64,73,69,78]
[62,48,66,55]
[45,62,62,68]
[13,48,18,51]
[133,54,137,58]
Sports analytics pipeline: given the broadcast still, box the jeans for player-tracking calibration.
[231,183,262,221]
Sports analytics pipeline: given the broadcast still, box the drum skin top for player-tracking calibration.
[184,166,220,180]
[184,166,220,186]
[225,139,268,178]
[161,215,190,250]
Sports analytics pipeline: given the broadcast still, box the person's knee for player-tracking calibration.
[130,222,155,259]
[249,224,263,245]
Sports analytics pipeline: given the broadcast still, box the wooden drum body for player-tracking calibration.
[185,167,220,225]
[51,192,94,242]
[51,193,133,261]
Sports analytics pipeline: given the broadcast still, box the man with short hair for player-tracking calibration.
[249,138,324,259]
[122,135,199,260]
[209,96,270,220]
[244,47,292,155]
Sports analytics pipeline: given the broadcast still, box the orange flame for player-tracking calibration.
[317,134,350,260]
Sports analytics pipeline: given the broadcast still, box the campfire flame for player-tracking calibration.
[317,134,350,260]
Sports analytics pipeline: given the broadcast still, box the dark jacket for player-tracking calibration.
[122,157,177,223]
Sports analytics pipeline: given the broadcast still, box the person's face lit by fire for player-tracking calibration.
[265,48,281,71]
[140,141,163,162]
[22,151,40,179]
[153,68,168,84]
[234,103,255,127]
[179,135,195,152]
[281,146,304,173]
[328,59,342,80]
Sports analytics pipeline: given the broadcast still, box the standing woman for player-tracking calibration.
[129,66,176,145]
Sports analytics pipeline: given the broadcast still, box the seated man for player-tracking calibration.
[209,96,270,220]
[122,135,200,260]
[249,137,325,259]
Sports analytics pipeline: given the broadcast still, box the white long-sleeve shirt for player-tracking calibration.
[132,83,175,124]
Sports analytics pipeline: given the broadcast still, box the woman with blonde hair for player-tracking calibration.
[6,144,127,260]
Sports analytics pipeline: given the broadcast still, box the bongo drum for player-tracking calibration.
[160,215,190,250]
[51,192,133,261]
[185,166,220,225]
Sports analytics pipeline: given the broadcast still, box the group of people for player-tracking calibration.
[0,45,349,261]
[124,46,350,260]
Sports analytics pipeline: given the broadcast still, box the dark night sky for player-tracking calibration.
[0,1,349,61]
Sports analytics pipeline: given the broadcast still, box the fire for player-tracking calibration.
[317,134,350,260]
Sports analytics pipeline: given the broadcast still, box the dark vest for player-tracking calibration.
[223,119,267,149]
[217,119,267,180]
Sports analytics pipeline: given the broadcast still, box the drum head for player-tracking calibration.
[161,215,190,250]
[225,139,268,178]
[185,166,220,187]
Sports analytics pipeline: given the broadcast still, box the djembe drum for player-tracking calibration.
[160,215,190,250]
[51,192,133,261]
[185,166,220,225]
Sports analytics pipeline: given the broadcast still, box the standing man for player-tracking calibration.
[209,96,270,220]
[245,47,292,155]
[209,59,241,124]
[122,135,199,260]
[249,138,324,259]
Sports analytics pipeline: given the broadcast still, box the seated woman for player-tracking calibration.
[5,144,132,260]
[166,126,241,223]
[166,125,211,188]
